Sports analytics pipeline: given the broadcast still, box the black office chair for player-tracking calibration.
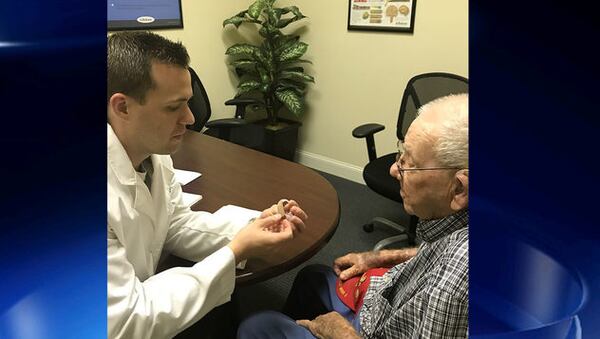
[187,66,260,141]
[352,72,469,250]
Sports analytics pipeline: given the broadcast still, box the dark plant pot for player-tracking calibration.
[254,118,301,161]
[227,118,301,161]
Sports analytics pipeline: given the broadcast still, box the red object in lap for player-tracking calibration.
[336,268,390,312]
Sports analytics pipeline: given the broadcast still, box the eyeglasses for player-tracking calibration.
[395,140,467,180]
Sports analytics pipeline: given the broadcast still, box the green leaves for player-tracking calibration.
[275,18,294,29]
[248,0,269,19]
[284,6,306,19]
[280,58,313,65]
[258,66,271,84]
[225,44,260,57]
[266,7,281,25]
[229,59,257,69]
[279,79,306,95]
[253,48,274,73]
[223,16,245,28]
[237,80,262,95]
[274,35,300,54]
[275,6,307,28]
[276,89,303,116]
[279,42,308,62]
[280,70,314,83]
[224,2,313,120]
[223,10,259,28]
[282,66,304,73]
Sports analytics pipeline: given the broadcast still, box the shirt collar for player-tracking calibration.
[416,209,469,243]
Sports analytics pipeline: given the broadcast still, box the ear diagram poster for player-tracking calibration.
[348,0,416,32]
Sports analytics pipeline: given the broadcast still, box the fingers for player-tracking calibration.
[263,223,283,233]
[284,200,304,215]
[264,200,308,220]
[283,199,297,211]
[296,319,319,337]
[259,210,271,219]
[283,215,305,232]
[340,266,359,281]
[289,205,308,221]
[333,263,346,277]
[261,214,305,236]
[333,255,352,276]
[296,319,311,330]
[333,253,352,268]
[259,204,277,218]
[279,200,308,219]
[255,213,284,229]
[268,224,294,243]
[333,265,342,276]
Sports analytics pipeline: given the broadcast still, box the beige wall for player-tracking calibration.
[154,2,238,124]
[155,0,468,180]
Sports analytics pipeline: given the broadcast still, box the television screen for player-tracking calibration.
[108,0,183,31]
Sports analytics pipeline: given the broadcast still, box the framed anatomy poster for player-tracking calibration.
[347,0,416,33]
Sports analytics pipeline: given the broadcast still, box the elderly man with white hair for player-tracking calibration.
[238,94,469,339]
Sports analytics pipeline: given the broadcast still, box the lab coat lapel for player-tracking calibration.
[150,154,175,227]
[132,155,174,231]
[108,124,155,224]
[133,176,156,224]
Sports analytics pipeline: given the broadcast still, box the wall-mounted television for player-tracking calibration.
[108,0,183,31]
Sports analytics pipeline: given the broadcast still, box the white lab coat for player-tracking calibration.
[107,124,250,339]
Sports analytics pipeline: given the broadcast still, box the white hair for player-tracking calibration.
[417,93,468,168]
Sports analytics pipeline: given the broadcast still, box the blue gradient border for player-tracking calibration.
[0,0,107,338]
[470,2,600,337]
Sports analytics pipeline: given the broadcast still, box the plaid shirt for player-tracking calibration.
[359,209,469,339]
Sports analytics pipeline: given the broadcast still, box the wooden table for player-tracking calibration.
[170,131,340,286]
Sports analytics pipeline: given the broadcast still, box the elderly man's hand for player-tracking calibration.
[333,251,381,281]
[296,312,360,339]
[259,199,308,235]
[333,248,418,280]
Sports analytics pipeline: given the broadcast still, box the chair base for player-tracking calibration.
[375,234,409,251]
[363,217,412,250]
[363,216,408,234]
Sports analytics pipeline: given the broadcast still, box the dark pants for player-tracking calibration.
[175,299,239,339]
[237,264,361,339]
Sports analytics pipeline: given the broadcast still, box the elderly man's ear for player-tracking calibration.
[450,170,469,211]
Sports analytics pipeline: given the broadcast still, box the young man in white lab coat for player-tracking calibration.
[107,31,308,339]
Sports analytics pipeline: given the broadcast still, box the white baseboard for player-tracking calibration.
[296,150,365,185]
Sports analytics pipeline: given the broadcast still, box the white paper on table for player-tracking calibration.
[213,205,261,225]
[173,168,202,185]
[214,205,262,270]
[181,192,203,206]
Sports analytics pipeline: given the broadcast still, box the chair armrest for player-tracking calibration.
[352,124,385,161]
[205,118,249,128]
[224,98,262,106]
[225,98,263,119]
[352,123,385,138]
[205,118,249,141]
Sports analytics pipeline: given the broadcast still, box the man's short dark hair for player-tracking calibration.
[107,31,190,104]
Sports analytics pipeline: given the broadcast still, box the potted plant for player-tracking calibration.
[222,0,314,160]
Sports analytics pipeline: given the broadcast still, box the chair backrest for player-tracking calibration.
[187,67,212,132]
[396,72,469,140]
